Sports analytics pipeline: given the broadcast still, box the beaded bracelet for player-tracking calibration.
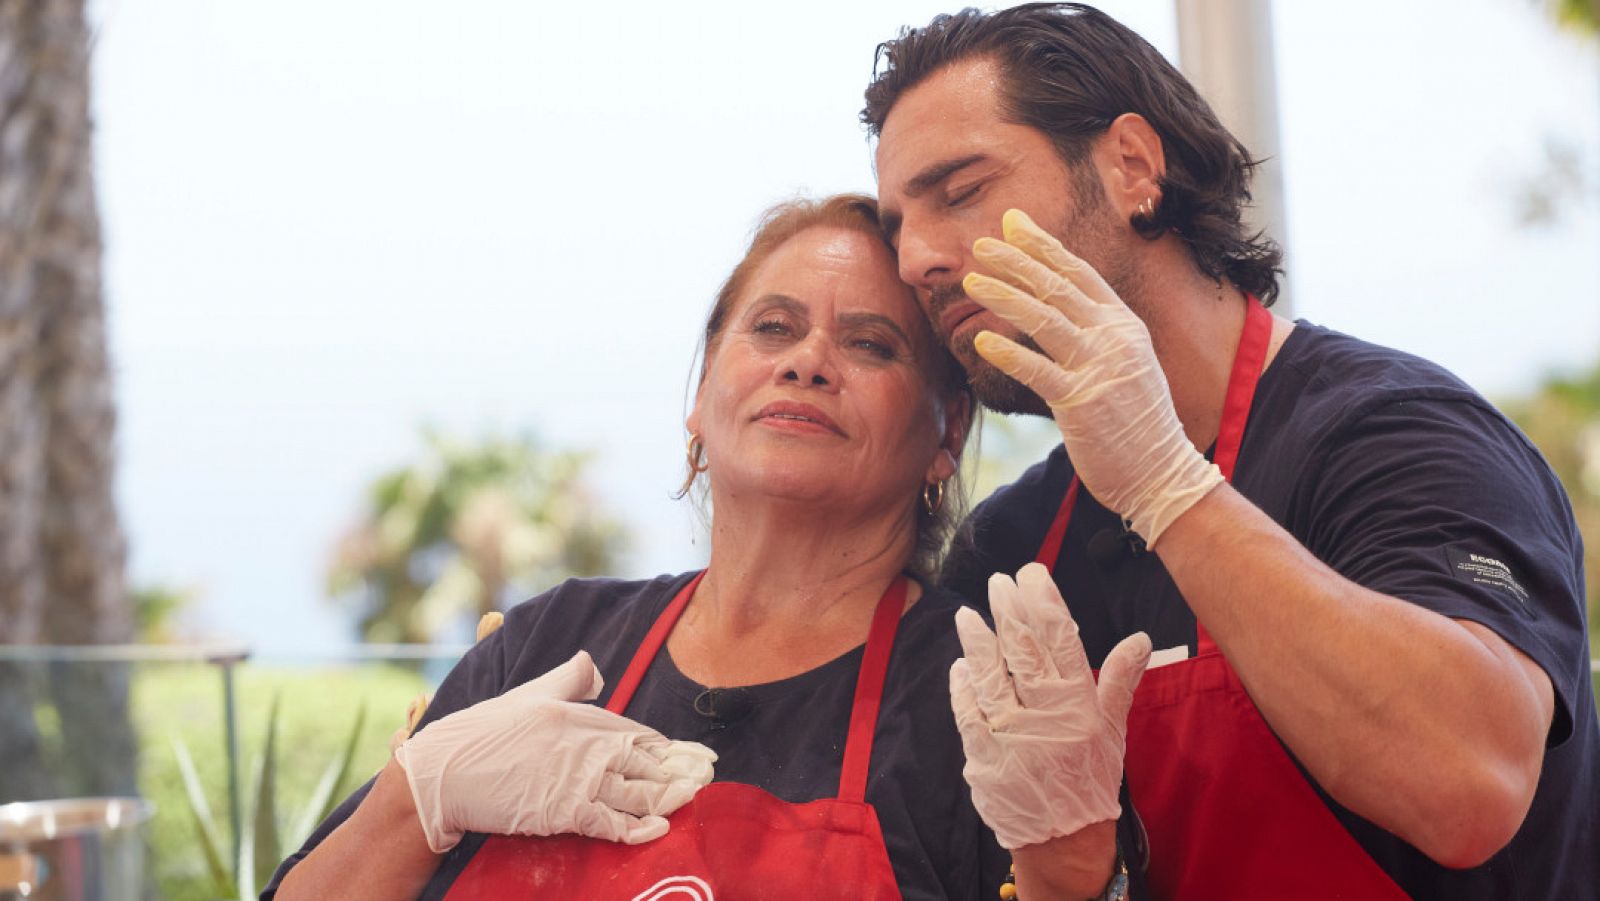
[999,852,1130,901]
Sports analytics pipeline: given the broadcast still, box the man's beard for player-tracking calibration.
[930,183,1145,419]
[928,282,1052,417]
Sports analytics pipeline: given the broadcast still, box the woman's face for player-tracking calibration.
[688,226,963,521]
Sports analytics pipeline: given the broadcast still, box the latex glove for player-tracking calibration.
[950,563,1151,849]
[963,208,1223,546]
[394,651,717,853]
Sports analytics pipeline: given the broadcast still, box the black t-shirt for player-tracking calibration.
[942,321,1599,899]
[263,572,1011,900]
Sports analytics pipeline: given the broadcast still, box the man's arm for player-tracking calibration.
[962,208,1567,870]
[1157,484,1554,867]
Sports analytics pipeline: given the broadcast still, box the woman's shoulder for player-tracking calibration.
[885,580,968,685]
[494,571,699,674]
[501,571,693,631]
[421,571,698,717]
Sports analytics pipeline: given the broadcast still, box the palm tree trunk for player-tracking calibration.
[0,0,135,800]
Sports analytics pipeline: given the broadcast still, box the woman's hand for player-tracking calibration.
[950,564,1149,865]
[394,651,717,852]
[962,208,1223,547]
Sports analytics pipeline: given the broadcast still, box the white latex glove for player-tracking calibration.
[950,563,1151,850]
[964,208,1223,546]
[394,651,717,853]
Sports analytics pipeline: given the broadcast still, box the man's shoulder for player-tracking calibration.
[1275,321,1488,411]
[1250,321,1532,465]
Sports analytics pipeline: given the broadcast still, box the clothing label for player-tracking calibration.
[1148,646,1190,669]
[1444,547,1529,604]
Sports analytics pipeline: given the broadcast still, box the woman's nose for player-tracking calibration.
[778,335,839,390]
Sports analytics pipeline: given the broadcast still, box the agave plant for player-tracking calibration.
[172,695,368,899]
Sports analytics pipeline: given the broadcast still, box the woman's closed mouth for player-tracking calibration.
[753,401,846,436]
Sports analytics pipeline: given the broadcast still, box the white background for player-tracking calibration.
[89,0,1600,653]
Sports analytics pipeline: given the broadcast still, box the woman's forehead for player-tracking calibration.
[742,226,920,323]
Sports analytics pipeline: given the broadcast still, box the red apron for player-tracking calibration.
[445,571,906,900]
[1036,297,1410,900]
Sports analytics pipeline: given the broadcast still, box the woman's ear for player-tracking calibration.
[928,392,973,483]
[685,381,707,438]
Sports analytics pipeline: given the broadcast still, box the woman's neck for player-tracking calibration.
[667,495,919,687]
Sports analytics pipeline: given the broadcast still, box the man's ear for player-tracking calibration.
[1095,112,1167,217]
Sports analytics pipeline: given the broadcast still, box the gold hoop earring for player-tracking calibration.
[922,480,946,515]
[686,433,709,474]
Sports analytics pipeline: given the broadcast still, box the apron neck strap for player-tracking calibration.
[837,577,908,804]
[605,570,707,717]
[1213,294,1272,481]
[605,571,909,805]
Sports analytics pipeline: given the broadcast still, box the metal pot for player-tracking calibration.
[0,799,153,901]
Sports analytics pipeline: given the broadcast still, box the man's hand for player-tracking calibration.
[963,208,1221,546]
[950,563,1151,850]
[394,651,717,852]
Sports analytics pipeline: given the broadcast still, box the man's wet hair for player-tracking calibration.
[862,3,1284,305]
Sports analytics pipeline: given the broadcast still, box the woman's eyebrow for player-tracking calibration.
[746,294,809,320]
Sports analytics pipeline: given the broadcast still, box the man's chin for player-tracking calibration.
[956,349,1052,417]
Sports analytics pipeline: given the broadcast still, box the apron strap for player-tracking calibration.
[605,570,908,804]
[837,577,909,804]
[1212,294,1272,482]
[1033,477,1081,573]
[605,571,706,716]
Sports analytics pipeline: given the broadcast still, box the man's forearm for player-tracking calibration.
[276,759,440,899]
[1154,484,1554,867]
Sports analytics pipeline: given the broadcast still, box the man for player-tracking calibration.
[864,4,1598,900]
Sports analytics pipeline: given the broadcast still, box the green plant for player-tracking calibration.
[170,691,368,899]
[328,429,627,644]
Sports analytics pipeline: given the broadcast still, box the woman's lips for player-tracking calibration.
[753,401,845,436]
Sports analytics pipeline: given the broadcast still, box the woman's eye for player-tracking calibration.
[850,337,897,361]
[753,318,792,336]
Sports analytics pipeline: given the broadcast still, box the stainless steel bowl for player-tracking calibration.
[0,799,153,901]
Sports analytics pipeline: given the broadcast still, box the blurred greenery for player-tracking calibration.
[1503,361,1600,656]
[1545,0,1600,33]
[328,430,627,644]
[132,583,198,644]
[130,663,427,901]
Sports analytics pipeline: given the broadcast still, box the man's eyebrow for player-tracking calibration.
[880,153,988,246]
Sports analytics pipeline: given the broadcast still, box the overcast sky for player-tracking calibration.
[89,0,1600,654]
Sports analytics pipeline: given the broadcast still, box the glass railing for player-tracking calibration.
[2,646,1597,901]
[0,644,469,901]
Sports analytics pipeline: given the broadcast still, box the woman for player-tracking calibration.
[263,195,1010,899]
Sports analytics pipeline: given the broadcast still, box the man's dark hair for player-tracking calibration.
[862,3,1283,306]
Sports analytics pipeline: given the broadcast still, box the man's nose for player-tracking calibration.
[896,224,964,294]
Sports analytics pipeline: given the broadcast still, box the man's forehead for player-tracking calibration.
[874,58,1006,187]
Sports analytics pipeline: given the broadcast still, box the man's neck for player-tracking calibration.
[1130,245,1293,453]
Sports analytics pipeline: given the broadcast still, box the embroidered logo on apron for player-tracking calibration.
[631,874,715,900]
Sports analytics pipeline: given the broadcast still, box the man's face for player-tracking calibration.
[875,56,1124,415]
